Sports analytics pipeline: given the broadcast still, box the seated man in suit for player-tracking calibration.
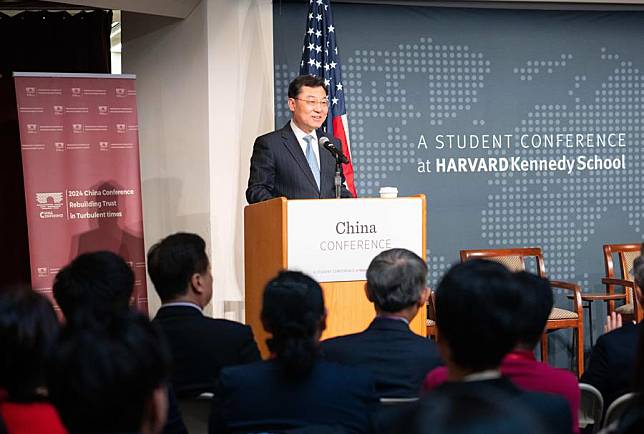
[405,260,571,434]
[424,271,580,433]
[246,74,353,204]
[582,251,644,410]
[321,248,441,398]
[49,311,171,434]
[148,232,260,397]
[52,251,187,434]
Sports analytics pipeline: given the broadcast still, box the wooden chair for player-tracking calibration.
[602,243,642,323]
[426,289,438,340]
[460,247,584,375]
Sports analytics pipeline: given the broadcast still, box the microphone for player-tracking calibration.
[319,137,349,164]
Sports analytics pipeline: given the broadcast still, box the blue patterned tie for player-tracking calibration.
[304,135,320,190]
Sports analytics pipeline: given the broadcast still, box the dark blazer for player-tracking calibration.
[581,322,642,409]
[153,305,260,397]
[208,359,376,434]
[400,378,571,434]
[246,123,353,204]
[321,317,442,398]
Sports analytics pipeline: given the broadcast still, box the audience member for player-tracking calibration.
[409,387,545,434]
[582,251,644,410]
[424,271,580,432]
[48,311,171,434]
[322,248,441,398]
[147,233,260,397]
[0,287,66,434]
[209,271,376,434]
[52,251,187,434]
[406,260,571,434]
[53,250,134,326]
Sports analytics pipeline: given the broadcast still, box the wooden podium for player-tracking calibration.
[244,195,426,357]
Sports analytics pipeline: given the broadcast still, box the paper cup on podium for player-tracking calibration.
[379,187,398,199]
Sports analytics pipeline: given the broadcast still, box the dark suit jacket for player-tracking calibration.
[153,305,260,397]
[581,322,642,409]
[208,359,376,434]
[401,378,571,434]
[321,317,442,398]
[246,123,353,204]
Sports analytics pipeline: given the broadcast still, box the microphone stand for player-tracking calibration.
[334,155,342,199]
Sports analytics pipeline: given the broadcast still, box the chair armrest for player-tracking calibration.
[550,280,583,316]
[601,277,635,288]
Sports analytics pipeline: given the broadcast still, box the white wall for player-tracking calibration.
[122,0,274,318]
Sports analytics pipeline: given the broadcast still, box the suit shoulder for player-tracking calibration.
[255,125,289,144]
[321,331,364,347]
[596,322,639,347]
[203,317,253,333]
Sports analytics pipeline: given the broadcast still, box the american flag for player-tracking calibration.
[299,0,357,197]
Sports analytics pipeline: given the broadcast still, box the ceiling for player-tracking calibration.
[2,0,644,18]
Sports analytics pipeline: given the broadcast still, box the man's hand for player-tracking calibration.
[604,312,623,333]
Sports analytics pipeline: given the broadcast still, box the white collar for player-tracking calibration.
[290,119,318,143]
[161,301,202,312]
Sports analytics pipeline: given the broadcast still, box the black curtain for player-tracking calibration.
[0,10,112,287]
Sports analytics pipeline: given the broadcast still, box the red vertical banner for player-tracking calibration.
[14,73,147,312]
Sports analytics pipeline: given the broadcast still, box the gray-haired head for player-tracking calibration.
[366,248,427,313]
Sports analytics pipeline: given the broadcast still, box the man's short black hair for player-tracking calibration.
[435,259,520,371]
[53,251,134,325]
[288,75,328,99]
[366,248,427,312]
[147,232,209,303]
[48,311,171,433]
[513,271,553,349]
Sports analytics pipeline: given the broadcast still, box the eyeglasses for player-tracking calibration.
[293,97,330,108]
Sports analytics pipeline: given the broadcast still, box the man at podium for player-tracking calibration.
[246,75,353,204]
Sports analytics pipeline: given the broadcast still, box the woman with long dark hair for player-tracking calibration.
[0,287,66,434]
[209,271,375,434]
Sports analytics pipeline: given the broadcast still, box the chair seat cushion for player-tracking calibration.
[615,303,634,314]
[549,307,578,320]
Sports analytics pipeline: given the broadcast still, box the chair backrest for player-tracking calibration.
[379,397,420,405]
[579,383,603,433]
[460,248,546,277]
[603,244,641,280]
[603,244,641,298]
[603,392,637,429]
[177,392,213,434]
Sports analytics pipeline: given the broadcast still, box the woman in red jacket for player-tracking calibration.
[0,287,66,434]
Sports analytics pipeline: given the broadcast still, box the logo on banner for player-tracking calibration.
[25,87,36,96]
[71,87,81,97]
[72,124,83,133]
[99,141,109,151]
[115,88,126,97]
[36,193,63,210]
[116,124,126,133]
[98,105,108,114]
[26,124,37,133]
[35,192,64,219]
[53,105,64,115]
[55,142,65,151]
[36,267,48,277]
